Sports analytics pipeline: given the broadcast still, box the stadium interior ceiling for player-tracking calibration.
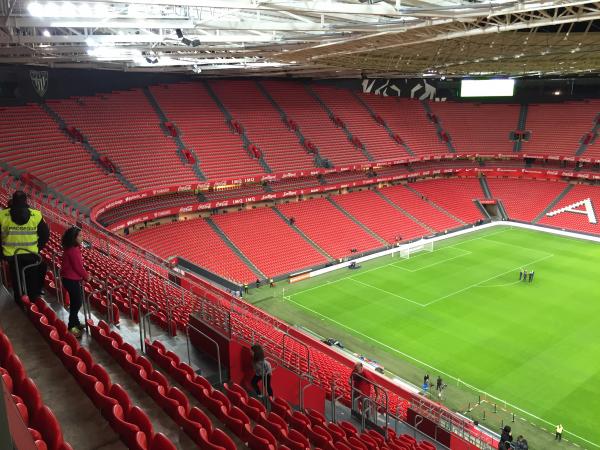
[1,0,600,78]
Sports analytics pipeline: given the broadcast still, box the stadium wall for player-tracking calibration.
[6,64,600,105]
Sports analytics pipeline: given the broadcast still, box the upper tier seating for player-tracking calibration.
[521,101,600,156]
[150,83,265,179]
[358,94,448,155]
[49,89,198,190]
[312,85,410,160]
[209,80,316,172]
[332,189,429,243]
[538,183,600,235]
[0,104,127,206]
[408,178,485,224]
[277,198,382,258]
[379,184,461,231]
[211,207,328,276]
[429,102,520,154]
[261,81,369,165]
[128,219,257,283]
[486,178,569,222]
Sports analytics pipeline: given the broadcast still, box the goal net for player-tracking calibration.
[395,239,434,259]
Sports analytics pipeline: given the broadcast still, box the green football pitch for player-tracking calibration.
[247,226,600,449]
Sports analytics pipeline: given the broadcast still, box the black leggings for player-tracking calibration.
[251,374,273,397]
[62,278,83,329]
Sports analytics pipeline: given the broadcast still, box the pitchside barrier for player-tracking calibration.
[305,220,600,280]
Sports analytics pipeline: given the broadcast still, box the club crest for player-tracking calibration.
[30,70,49,97]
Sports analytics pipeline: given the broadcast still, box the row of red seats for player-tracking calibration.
[0,327,72,450]
[24,298,175,450]
[90,321,238,449]
[147,337,425,450]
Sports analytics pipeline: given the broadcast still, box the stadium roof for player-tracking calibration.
[1,0,600,77]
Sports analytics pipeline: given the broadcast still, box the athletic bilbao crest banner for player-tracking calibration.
[30,70,49,97]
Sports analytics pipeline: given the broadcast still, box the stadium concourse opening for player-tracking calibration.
[3,52,600,450]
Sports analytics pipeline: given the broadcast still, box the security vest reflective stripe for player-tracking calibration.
[0,209,42,257]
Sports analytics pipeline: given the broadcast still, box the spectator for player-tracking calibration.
[515,435,529,450]
[498,425,512,450]
[250,344,273,398]
[0,191,49,304]
[60,227,89,338]
[350,362,373,416]
[555,424,563,441]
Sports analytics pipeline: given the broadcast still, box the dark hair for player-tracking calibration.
[61,227,81,249]
[251,344,265,363]
[11,190,28,208]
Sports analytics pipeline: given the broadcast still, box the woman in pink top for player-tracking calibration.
[60,227,89,337]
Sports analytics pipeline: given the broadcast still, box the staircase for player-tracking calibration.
[305,84,375,161]
[143,88,206,181]
[514,104,528,152]
[41,102,138,192]
[325,197,387,246]
[351,91,415,156]
[374,190,435,233]
[256,81,325,168]
[404,184,467,225]
[421,100,456,153]
[496,200,510,220]
[204,217,267,279]
[479,176,493,199]
[271,206,335,262]
[532,184,574,223]
[576,117,600,156]
[204,81,273,174]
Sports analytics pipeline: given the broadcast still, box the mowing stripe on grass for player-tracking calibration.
[285,293,600,449]
[423,253,555,307]
[348,278,423,306]
[391,248,472,272]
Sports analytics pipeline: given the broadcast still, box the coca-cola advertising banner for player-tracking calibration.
[105,167,600,233]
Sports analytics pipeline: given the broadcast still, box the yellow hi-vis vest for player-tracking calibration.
[0,208,43,257]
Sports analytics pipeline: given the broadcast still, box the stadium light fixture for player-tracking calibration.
[42,29,51,36]
[554,90,561,95]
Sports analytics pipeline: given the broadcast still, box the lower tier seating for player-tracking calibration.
[277,197,383,259]
[379,185,461,232]
[408,178,486,224]
[128,219,257,284]
[538,183,600,235]
[332,189,429,243]
[211,207,328,276]
[486,178,568,222]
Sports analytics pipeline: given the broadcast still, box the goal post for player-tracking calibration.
[394,239,434,259]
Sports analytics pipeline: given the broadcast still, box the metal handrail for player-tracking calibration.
[13,248,43,300]
[185,324,222,386]
[137,295,163,352]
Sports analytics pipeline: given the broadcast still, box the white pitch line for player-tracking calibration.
[422,253,555,307]
[348,278,423,306]
[392,248,472,273]
[285,296,600,449]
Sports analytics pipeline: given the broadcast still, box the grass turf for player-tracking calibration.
[247,226,600,449]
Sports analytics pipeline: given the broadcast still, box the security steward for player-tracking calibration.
[0,191,49,303]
